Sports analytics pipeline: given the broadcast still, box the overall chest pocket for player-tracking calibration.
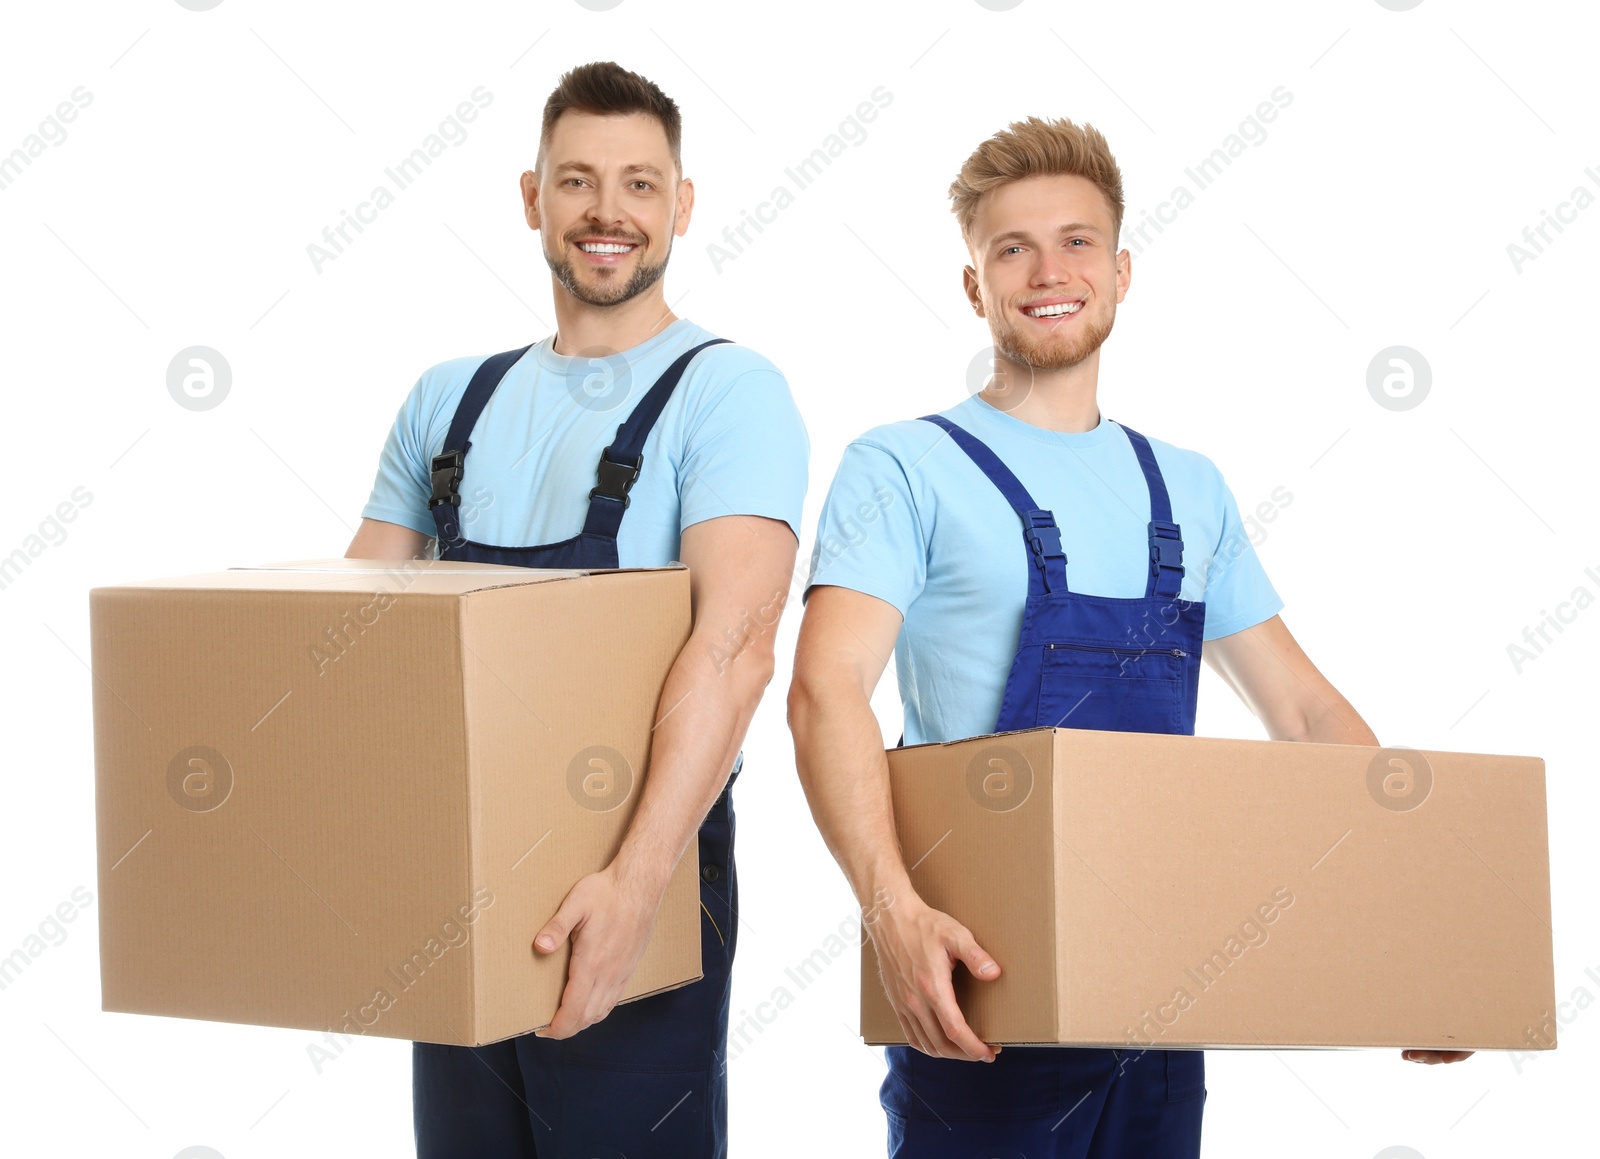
[1035,642,1188,734]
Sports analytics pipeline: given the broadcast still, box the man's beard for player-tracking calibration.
[545,235,672,307]
[992,301,1115,372]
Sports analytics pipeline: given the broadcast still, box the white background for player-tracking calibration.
[2,1,1595,1156]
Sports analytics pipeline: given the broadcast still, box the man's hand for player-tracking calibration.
[530,515,796,1040]
[532,863,664,1039]
[871,897,1002,1063]
[788,586,1003,1062]
[1401,1050,1474,1064]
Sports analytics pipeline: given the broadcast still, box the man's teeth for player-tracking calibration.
[580,242,634,254]
[1025,301,1083,318]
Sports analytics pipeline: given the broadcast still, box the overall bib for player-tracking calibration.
[413,338,741,1159]
[878,414,1207,1158]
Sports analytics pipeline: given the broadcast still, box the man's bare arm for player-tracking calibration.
[788,585,1000,1062]
[610,513,798,897]
[787,586,906,904]
[534,513,799,1038]
[345,518,433,561]
[1203,614,1377,744]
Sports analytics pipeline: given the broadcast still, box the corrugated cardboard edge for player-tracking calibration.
[448,590,485,1046]
[897,725,1545,767]
[253,559,689,593]
[1525,754,1557,1050]
[1051,729,1072,1046]
[92,560,689,596]
[88,586,117,1016]
[471,962,710,1046]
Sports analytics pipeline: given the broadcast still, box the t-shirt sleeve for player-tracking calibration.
[803,438,927,617]
[677,366,810,536]
[359,378,437,538]
[1198,468,1285,640]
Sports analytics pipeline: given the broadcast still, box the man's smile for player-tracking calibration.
[1019,296,1086,324]
[572,236,642,265]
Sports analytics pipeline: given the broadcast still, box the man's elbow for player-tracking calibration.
[1262,699,1315,743]
[786,665,834,799]
[710,635,777,704]
[745,647,778,697]
[786,663,819,740]
[1268,710,1312,743]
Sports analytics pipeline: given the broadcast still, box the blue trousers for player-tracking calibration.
[413,782,737,1158]
[882,1044,1205,1158]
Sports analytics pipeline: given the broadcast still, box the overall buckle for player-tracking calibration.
[1149,520,1185,578]
[590,448,644,509]
[428,449,465,509]
[1023,510,1066,568]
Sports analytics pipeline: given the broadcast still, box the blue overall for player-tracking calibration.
[878,415,1208,1158]
[413,338,741,1159]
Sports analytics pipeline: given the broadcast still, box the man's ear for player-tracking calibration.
[963,265,985,318]
[520,170,539,231]
[673,175,694,238]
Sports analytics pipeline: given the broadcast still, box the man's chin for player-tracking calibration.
[547,253,669,308]
[566,275,634,308]
[999,318,1113,372]
[1003,338,1093,372]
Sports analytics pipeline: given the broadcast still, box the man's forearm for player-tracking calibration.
[610,627,772,897]
[788,673,912,908]
[1297,683,1379,746]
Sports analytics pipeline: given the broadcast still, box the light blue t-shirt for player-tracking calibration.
[362,318,809,564]
[805,395,1284,745]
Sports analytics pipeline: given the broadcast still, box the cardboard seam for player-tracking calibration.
[1048,738,1063,1045]
[454,595,481,1043]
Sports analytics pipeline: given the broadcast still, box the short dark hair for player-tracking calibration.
[537,61,682,175]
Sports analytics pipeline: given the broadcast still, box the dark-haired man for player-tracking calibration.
[349,61,807,1158]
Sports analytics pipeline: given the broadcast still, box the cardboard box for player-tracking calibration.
[861,727,1554,1051]
[91,558,702,1046]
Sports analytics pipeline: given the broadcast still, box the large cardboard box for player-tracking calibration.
[91,558,702,1046]
[862,727,1554,1051]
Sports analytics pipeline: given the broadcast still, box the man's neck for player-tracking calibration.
[550,287,678,356]
[982,352,1102,433]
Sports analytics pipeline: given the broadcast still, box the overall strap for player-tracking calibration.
[429,344,535,547]
[919,415,1068,596]
[1116,422,1185,600]
[581,338,733,540]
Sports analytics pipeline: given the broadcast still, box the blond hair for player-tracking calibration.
[949,116,1125,245]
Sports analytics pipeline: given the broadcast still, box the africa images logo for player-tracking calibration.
[567,746,634,812]
[966,744,1033,812]
[166,746,234,813]
[1365,747,1433,813]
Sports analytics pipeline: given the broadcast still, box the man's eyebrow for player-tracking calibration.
[987,222,1107,247]
[551,160,668,181]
